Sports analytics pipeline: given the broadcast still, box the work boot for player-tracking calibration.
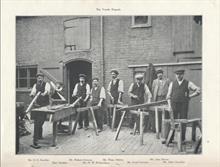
[30,142,41,149]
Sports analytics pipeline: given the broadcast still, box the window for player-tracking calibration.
[131,16,152,28]
[16,66,37,88]
[64,18,90,52]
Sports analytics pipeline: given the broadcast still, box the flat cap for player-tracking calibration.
[79,74,86,78]
[156,68,163,74]
[36,72,44,77]
[174,68,185,74]
[135,73,144,79]
[92,77,99,81]
[110,69,119,75]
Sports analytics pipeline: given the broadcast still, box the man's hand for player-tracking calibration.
[110,96,114,102]
[98,102,102,107]
[132,95,138,99]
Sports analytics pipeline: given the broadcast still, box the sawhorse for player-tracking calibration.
[165,118,202,152]
[72,106,100,136]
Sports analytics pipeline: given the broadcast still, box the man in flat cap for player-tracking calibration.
[89,78,106,132]
[151,68,171,141]
[29,72,51,148]
[128,73,152,134]
[107,69,124,129]
[72,74,90,130]
[165,68,201,143]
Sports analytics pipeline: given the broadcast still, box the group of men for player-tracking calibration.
[29,67,200,149]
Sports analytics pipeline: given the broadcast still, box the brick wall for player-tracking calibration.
[16,16,202,115]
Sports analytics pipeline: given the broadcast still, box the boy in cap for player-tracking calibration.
[165,68,200,143]
[30,72,51,148]
[107,69,124,129]
[89,78,106,132]
[72,74,90,130]
[128,73,152,133]
[151,68,170,133]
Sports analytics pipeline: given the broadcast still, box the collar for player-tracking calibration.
[177,79,184,85]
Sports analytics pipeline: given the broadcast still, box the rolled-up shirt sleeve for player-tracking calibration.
[100,87,106,99]
[45,82,51,94]
[107,81,112,93]
[72,83,78,96]
[30,84,37,96]
[118,80,124,93]
[188,81,200,93]
[128,83,134,97]
[144,84,152,100]
[86,84,91,95]
[166,82,173,100]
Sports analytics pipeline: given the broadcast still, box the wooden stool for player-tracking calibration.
[165,118,202,152]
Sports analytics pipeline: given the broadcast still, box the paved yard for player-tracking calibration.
[18,121,201,155]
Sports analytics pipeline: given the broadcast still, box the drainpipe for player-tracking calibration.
[100,16,105,86]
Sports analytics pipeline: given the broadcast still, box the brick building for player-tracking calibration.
[16,16,202,118]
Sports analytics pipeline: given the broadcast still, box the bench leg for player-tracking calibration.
[194,136,202,153]
[133,122,137,135]
[68,116,73,135]
[155,107,159,139]
[192,122,197,141]
[52,121,57,147]
[177,123,183,152]
[111,106,116,131]
[140,111,144,145]
[114,110,126,140]
[90,107,99,136]
[72,112,80,135]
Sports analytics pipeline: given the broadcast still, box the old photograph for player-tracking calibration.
[16,16,202,155]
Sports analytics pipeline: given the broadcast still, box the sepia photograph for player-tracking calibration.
[15,15,202,155]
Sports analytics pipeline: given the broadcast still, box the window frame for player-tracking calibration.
[131,16,152,28]
[16,65,38,89]
[63,17,91,53]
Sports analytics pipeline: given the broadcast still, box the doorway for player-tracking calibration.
[66,60,92,103]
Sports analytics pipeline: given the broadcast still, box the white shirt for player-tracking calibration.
[30,82,50,96]
[90,86,106,100]
[72,83,90,96]
[107,78,124,93]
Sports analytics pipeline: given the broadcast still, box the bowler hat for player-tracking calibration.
[36,72,44,77]
[110,69,119,75]
[79,74,86,78]
[174,68,185,74]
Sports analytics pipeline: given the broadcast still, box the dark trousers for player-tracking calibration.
[171,101,189,141]
[31,112,46,144]
[78,101,89,127]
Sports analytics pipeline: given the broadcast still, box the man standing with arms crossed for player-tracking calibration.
[72,74,90,130]
[107,69,124,129]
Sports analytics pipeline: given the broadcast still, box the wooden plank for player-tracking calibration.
[71,112,80,135]
[116,100,168,112]
[114,110,127,140]
[90,107,99,136]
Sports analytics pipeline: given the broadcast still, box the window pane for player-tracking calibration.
[29,68,37,77]
[30,79,37,87]
[19,79,27,87]
[134,16,148,25]
[19,68,27,78]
